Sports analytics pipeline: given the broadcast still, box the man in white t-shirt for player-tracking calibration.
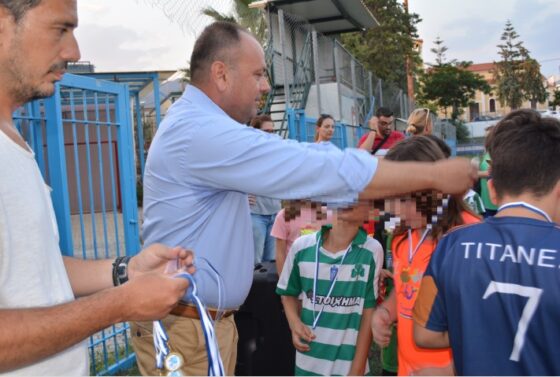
[0,1,194,374]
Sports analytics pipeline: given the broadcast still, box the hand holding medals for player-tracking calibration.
[153,262,225,376]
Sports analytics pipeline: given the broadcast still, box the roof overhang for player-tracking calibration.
[252,0,379,35]
[78,71,163,95]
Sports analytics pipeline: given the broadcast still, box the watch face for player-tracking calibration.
[164,352,184,372]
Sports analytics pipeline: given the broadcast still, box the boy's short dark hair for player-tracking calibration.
[376,107,393,118]
[487,109,560,199]
[424,134,451,158]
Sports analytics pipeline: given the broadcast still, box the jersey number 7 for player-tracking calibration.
[483,281,543,362]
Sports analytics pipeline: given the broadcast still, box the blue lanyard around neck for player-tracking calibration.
[497,201,552,223]
[312,235,351,329]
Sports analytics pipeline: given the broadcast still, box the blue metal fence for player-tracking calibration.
[15,73,140,375]
[286,108,369,148]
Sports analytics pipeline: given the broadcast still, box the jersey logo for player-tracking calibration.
[351,264,365,279]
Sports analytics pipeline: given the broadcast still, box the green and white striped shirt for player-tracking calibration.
[277,226,383,376]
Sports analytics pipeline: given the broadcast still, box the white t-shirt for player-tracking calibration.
[0,130,88,375]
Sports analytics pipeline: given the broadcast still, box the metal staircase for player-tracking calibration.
[263,32,314,138]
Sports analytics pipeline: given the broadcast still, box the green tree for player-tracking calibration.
[521,58,547,109]
[550,88,560,110]
[430,36,455,66]
[453,119,471,143]
[202,0,267,45]
[418,39,491,120]
[493,20,546,110]
[340,0,422,88]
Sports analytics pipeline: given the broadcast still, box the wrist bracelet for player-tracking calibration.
[112,256,131,286]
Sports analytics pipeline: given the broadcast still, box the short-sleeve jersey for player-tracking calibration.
[392,212,478,375]
[414,216,560,375]
[276,226,383,376]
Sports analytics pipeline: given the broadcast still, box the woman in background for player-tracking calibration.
[314,114,335,142]
[406,108,433,136]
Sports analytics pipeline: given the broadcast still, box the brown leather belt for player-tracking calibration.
[170,302,236,320]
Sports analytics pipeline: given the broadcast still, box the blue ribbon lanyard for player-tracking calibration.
[407,227,431,264]
[312,236,351,329]
[152,259,226,376]
[497,201,553,223]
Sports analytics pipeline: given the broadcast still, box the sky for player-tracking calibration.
[76,0,560,78]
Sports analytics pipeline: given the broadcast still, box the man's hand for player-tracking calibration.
[248,194,257,206]
[380,268,393,281]
[289,319,315,352]
[378,269,393,298]
[117,273,189,321]
[128,244,195,280]
[368,116,379,134]
[432,159,478,195]
[371,306,393,347]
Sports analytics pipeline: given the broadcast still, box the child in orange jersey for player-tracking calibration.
[370,136,479,375]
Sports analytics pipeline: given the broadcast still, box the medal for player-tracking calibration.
[166,370,183,377]
[164,352,184,373]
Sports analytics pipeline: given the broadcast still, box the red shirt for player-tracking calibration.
[358,130,405,154]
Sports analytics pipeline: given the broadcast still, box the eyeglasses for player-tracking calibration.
[263,129,275,133]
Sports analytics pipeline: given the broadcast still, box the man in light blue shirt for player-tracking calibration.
[132,21,478,376]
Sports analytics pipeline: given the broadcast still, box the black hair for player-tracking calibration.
[376,107,394,118]
[385,136,477,240]
[424,134,451,158]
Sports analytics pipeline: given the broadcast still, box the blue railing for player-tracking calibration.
[286,108,369,148]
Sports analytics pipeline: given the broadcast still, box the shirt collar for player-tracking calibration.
[180,84,234,120]
[317,224,367,247]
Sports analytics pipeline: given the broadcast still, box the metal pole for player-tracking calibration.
[278,9,291,109]
[134,94,145,176]
[368,72,373,102]
[44,85,74,255]
[333,41,343,121]
[152,73,161,127]
[350,58,357,126]
[312,30,322,115]
[378,79,384,107]
[404,0,415,103]
[399,89,404,118]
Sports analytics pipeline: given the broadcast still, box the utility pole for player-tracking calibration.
[404,0,415,106]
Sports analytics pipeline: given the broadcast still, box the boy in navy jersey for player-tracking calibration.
[413,109,560,375]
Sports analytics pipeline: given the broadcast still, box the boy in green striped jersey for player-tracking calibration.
[277,201,383,375]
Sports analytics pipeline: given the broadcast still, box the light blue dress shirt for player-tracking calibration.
[143,85,378,309]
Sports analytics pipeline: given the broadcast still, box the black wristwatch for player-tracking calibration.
[112,256,131,286]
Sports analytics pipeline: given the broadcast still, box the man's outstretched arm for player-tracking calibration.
[360,158,478,200]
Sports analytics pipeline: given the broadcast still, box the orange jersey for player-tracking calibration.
[393,212,479,375]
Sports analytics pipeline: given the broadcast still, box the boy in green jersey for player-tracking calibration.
[277,202,383,375]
